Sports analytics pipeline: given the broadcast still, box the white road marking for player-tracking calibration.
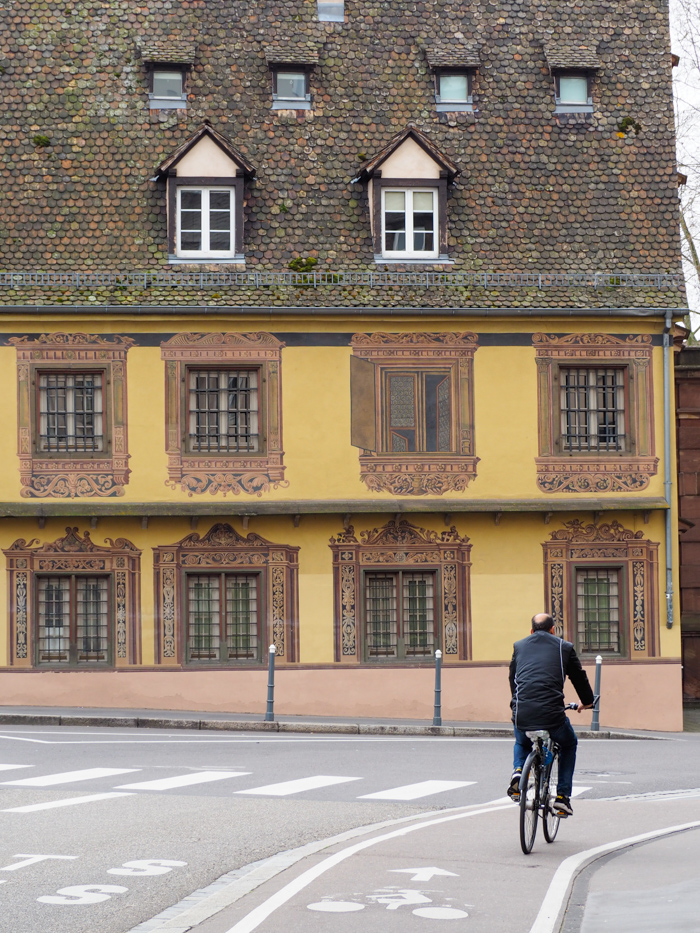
[38,884,128,905]
[2,767,138,787]
[107,859,187,876]
[414,907,469,919]
[308,901,365,912]
[3,792,133,813]
[115,771,250,791]
[0,854,78,871]
[528,820,700,933]
[0,765,32,772]
[389,867,459,881]
[236,775,361,796]
[359,780,474,800]
[220,800,512,933]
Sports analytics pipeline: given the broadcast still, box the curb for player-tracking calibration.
[0,711,645,739]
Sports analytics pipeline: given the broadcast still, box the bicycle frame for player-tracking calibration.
[519,729,561,854]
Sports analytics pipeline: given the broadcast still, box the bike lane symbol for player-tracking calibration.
[307,868,470,919]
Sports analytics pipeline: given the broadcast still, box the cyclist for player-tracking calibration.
[507,612,595,817]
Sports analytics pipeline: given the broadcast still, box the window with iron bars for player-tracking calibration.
[575,568,621,654]
[38,372,104,453]
[37,575,111,665]
[187,369,259,454]
[364,571,436,660]
[560,367,626,453]
[186,573,260,663]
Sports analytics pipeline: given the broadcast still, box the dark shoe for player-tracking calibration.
[507,768,522,802]
[553,794,573,817]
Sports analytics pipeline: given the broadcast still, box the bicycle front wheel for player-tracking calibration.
[542,752,560,843]
[519,756,539,854]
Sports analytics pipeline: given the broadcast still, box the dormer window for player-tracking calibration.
[425,43,480,114]
[153,124,256,264]
[137,39,195,110]
[265,45,319,112]
[353,127,460,264]
[272,68,310,109]
[543,43,600,115]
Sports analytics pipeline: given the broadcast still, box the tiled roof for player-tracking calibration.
[264,43,320,65]
[0,0,682,282]
[137,39,197,64]
[543,43,602,70]
[355,127,460,181]
[425,41,481,69]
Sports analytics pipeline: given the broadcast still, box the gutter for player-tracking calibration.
[0,306,688,318]
[664,310,675,628]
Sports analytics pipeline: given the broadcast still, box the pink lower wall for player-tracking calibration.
[0,662,683,732]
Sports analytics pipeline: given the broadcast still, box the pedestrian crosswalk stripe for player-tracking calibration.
[236,775,362,796]
[2,768,139,787]
[115,770,251,791]
[358,780,475,800]
[2,792,134,813]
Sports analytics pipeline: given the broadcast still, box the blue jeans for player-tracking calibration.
[512,718,578,797]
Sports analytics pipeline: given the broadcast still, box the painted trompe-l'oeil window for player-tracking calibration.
[153,523,299,666]
[350,332,478,496]
[330,519,472,663]
[534,333,657,494]
[10,333,133,499]
[4,527,141,668]
[161,332,286,497]
[543,520,659,659]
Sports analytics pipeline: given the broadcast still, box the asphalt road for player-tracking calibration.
[0,724,698,933]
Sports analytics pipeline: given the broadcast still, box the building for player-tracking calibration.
[0,0,686,729]
[675,346,700,702]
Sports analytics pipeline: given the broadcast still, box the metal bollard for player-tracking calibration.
[433,649,443,727]
[264,644,276,722]
[591,654,602,732]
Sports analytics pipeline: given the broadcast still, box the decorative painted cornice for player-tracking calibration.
[352,332,478,348]
[178,522,274,549]
[7,526,140,553]
[547,520,645,543]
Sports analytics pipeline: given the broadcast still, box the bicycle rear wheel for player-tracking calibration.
[542,752,560,843]
[519,756,539,854]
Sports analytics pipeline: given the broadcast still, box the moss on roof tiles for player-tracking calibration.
[0,0,683,298]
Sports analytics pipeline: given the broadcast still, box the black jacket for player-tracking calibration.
[509,630,594,731]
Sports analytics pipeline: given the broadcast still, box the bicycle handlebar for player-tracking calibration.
[565,694,600,711]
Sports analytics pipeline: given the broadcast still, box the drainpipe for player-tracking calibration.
[663,310,674,628]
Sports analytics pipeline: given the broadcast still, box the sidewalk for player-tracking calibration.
[0,704,670,739]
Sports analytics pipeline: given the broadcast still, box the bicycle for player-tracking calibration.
[518,701,589,855]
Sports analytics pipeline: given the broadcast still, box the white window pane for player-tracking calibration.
[412,191,434,212]
[153,70,182,98]
[385,191,406,211]
[439,74,468,101]
[559,75,588,104]
[277,72,306,98]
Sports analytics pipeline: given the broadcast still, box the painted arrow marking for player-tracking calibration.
[389,867,459,882]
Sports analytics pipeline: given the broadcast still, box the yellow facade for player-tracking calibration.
[0,313,682,731]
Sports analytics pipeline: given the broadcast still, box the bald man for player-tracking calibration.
[507,613,594,817]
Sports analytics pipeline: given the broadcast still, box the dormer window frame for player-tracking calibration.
[167,174,245,261]
[372,173,450,263]
[147,62,189,110]
[271,64,313,110]
[552,69,595,114]
[434,68,474,113]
